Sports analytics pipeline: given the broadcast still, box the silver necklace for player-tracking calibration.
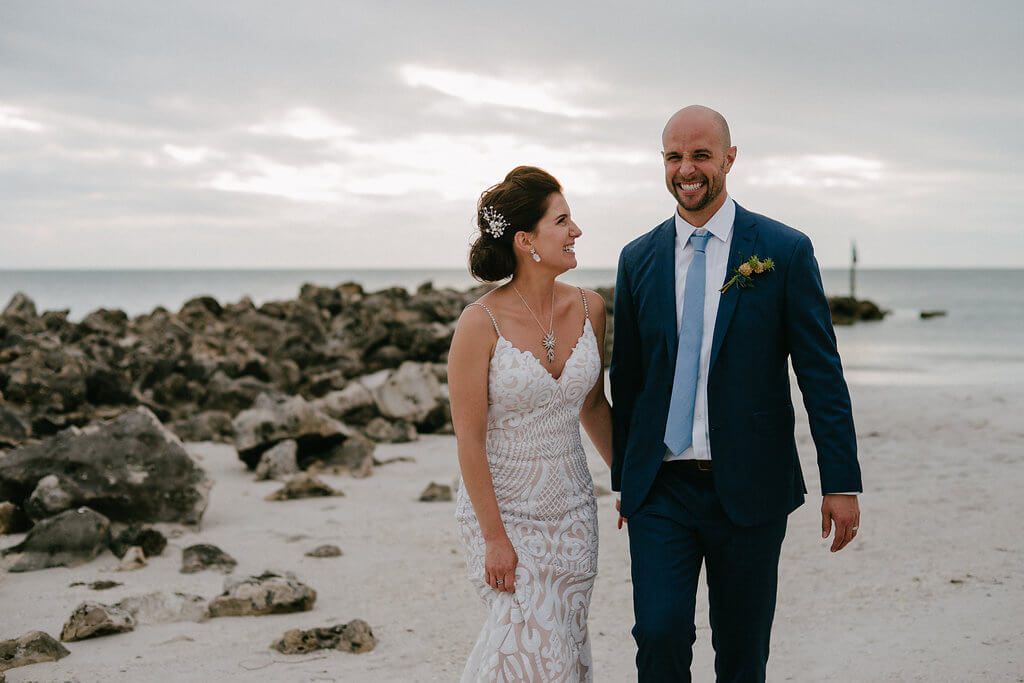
[511,284,556,363]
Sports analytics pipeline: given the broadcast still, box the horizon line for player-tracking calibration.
[2,265,1024,272]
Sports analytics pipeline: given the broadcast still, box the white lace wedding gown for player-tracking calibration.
[456,289,601,683]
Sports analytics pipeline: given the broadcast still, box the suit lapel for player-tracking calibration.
[709,204,758,371]
[650,218,680,358]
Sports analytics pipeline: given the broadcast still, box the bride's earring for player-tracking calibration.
[530,248,541,263]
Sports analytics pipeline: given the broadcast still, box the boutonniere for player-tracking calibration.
[720,255,775,293]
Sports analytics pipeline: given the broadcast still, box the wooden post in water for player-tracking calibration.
[849,240,857,299]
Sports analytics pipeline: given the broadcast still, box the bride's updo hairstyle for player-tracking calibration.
[469,166,562,283]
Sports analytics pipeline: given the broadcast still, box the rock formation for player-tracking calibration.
[271,619,377,654]
[207,571,316,617]
[2,507,111,572]
[0,408,211,525]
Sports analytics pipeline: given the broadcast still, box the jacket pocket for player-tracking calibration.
[753,404,795,436]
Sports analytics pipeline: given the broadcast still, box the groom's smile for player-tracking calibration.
[675,179,707,196]
[677,181,705,192]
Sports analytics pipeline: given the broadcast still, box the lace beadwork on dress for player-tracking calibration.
[456,287,601,683]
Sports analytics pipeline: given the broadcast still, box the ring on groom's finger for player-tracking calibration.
[852,526,859,531]
[496,579,504,584]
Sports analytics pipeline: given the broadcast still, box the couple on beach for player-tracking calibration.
[448,105,863,682]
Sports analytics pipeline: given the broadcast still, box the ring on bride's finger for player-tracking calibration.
[852,526,859,531]
[496,579,504,584]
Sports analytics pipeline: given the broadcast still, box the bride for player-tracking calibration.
[448,166,614,682]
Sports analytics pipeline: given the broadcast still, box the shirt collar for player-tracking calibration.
[674,195,735,245]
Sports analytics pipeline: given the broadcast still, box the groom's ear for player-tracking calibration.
[723,145,737,173]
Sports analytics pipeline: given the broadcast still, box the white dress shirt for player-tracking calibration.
[663,196,736,462]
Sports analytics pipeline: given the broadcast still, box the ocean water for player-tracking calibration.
[2,268,1022,387]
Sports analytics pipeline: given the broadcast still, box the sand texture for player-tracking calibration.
[2,381,1022,681]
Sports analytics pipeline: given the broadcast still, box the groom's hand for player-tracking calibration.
[821,494,860,552]
[615,498,626,530]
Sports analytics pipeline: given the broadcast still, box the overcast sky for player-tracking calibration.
[1,1,1021,269]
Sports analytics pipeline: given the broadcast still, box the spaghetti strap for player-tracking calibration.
[466,302,501,336]
[578,287,589,320]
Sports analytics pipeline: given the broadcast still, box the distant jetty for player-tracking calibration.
[920,309,947,320]
[832,240,887,325]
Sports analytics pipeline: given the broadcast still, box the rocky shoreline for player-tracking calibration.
[0,281,883,449]
[0,282,491,450]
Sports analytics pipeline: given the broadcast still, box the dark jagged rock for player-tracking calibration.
[313,383,379,426]
[170,409,235,443]
[2,507,111,572]
[40,309,71,332]
[363,416,418,443]
[305,544,342,558]
[417,397,453,434]
[0,403,30,448]
[920,309,948,319]
[319,433,375,477]
[200,371,274,413]
[0,407,211,524]
[827,296,888,325]
[232,393,361,470]
[307,369,348,397]
[24,474,75,519]
[85,365,135,406]
[115,545,147,570]
[180,295,223,318]
[2,292,38,320]
[109,524,167,559]
[1,343,90,413]
[254,439,299,481]
[207,571,316,617]
[265,472,343,501]
[0,502,30,535]
[0,630,70,672]
[271,619,377,654]
[80,308,129,337]
[60,601,135,641]
[69,580,122,590]
[418,482,453,502]
[181,543,237,574]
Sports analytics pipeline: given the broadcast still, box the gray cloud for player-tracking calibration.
[1,0,1021,268]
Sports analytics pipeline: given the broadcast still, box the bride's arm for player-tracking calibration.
[448,305,517,592]
[579,290,613,470]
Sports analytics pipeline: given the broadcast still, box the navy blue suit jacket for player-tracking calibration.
[610,203,862,525]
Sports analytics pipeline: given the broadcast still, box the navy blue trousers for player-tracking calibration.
[627,462,788,682]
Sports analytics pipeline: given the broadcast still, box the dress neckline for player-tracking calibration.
[495,318,594,383]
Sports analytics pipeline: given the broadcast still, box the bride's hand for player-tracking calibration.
[484,536,518,593]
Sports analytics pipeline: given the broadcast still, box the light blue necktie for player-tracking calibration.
[664,230,712,456]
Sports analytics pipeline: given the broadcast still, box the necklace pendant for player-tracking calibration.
[542,332,557,363]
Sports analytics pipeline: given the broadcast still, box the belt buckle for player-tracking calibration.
[696,460,712,472]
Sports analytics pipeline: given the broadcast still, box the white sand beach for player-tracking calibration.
[2,379,1023,682]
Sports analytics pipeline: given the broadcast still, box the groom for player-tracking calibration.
[610,105,863,682]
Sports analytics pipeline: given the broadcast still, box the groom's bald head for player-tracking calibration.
[661,105,736,225]
[663,106,731,150]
